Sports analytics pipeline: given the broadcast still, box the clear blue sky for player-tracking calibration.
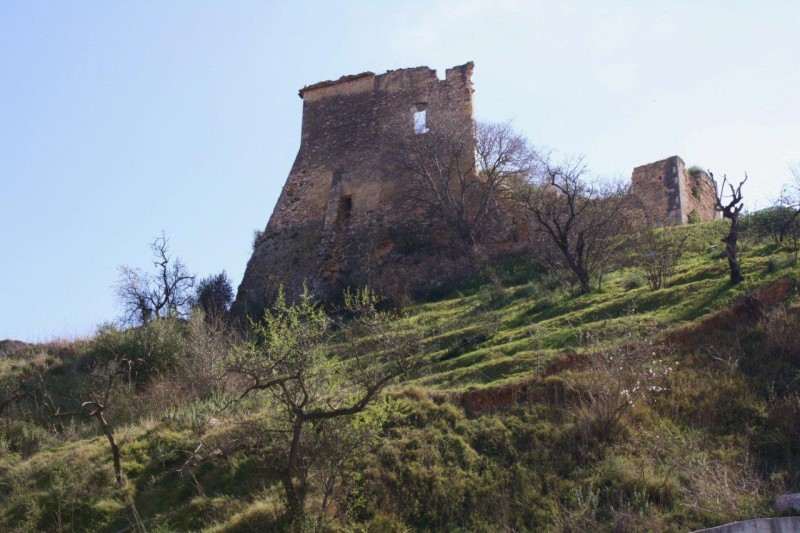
[2,1,798,341]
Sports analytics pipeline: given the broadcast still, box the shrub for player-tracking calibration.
[622,273,646,291]
[86,319,188,386]
[688,210,701,224]
[757,391,800,472]
[195,272,234,317]
[568,334,671,448]
[0,419,59,457]
[633,228,688,290]
[763,305,800,365]
[251,229,265,251]
[766,258,780,273]
[687,165,705,176]
[741,206,799,249]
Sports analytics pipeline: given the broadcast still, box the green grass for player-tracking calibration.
[2,219,799,531]
[386,221,799,392]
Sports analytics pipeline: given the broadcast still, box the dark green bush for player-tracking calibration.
[622,273,646,290]
[86,319,188,385]
[741,207,799,245]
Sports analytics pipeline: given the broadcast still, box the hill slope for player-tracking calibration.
[1,219,799,531]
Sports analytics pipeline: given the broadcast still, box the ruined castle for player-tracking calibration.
[234,62,718,313]
[234,63,480,313]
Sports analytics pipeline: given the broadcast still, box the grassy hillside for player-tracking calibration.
[2,219,799,531]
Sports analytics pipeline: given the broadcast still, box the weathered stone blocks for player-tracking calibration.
[631,155,718,226]
[234,63,477,314]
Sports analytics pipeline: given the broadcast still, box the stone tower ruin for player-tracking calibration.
[631,155,718,226]
[234,62,477,313]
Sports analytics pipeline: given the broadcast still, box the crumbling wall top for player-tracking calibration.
[632,155,683,175]
[298,71,375,99]
[446,61,474,83]
[297,62,474,100]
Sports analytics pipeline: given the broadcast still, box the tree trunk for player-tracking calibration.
[96,413,123,486]
[558,244,591,294]
[578,274,591,294]
[723,218,744,285]
[282,418,306,522]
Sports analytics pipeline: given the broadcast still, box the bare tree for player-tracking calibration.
[776,164,800,246]
[570,337,668,448]
[396,119,534,249]
[224,287,423,522]
[712,173,747,285]
[116,232,195,325]
[519,156,633,294]
[181,309,239,399]
[39,356,134,486]
[634,226,689,290]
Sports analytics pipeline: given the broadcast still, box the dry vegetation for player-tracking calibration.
[2,214,800,531]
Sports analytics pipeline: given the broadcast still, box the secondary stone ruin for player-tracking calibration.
[631,155,718,226]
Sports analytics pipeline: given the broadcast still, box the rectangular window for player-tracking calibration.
[412,104,429,134]
[338,195,352,224]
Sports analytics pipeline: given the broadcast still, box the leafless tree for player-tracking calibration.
[712,172,747,284]
[775,164,800,246]
[569,337,667,448]
[116,232,195,325]
[519,156,633,294]
[224,287,424,522]
[39,356,134,486]
[181,309,240,399]
[634,225,689,290]
[396,119,535,249]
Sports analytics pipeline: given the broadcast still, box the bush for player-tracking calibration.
[763,305,800,366]
[688,210,701,224]
[622,273,646,291]
[687,165,705,176]
[86,319,188,386]
[195,271,234,317]
[568,340,669,448]
[633,228,688,290]
[741,207,799,248]
[766,258,780,273]
[0,419,59,457]
[251,229,265,251]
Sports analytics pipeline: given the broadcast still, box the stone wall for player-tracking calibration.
[234,63,482,314]
[684,167,718,223]
[631,155,718,226]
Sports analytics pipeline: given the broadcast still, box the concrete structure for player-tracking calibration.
[693,517,800,532]
[234,62,482,313]
[631,155,718,226]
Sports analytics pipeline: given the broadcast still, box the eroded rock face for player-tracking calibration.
[234,63,483,314]
[631,155,718,226]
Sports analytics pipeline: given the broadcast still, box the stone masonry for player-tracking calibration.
[631,155,718,226]
[234,62,479,314]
